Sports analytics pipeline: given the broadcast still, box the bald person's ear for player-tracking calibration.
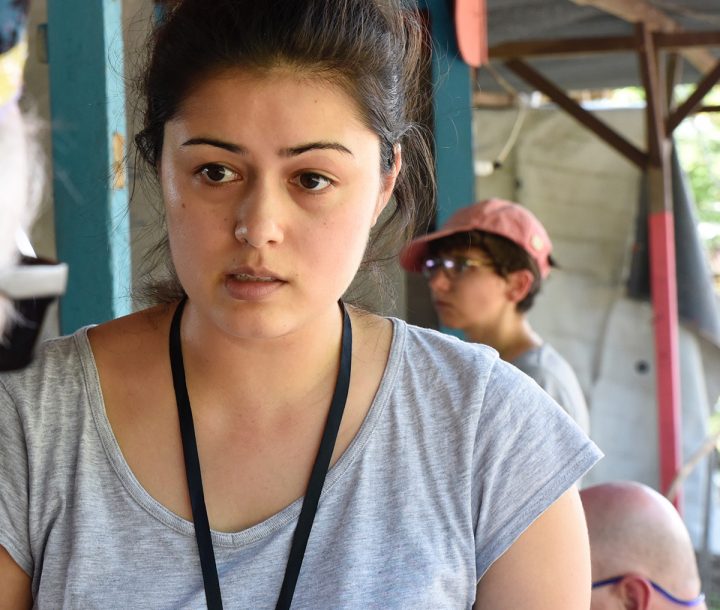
[617,574,652,610]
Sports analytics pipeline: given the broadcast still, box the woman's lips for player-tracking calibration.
[224,273,286,301]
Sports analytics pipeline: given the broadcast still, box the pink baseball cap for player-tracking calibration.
[400,198,554,278]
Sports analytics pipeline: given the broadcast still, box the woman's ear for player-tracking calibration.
[505,269,535,304]
[372,143,402,226]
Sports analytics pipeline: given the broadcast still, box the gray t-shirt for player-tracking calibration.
[512,343,590,434]
[0,319,600,609]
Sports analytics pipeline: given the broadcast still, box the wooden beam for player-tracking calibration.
[655,31,720,50]
[667,60,720,133]
[570,0,718,74]
[489,32,720,61]
[665,52,683,111]
[572,0,680,30]
[490,35,635,59]
[504,59,648,169]
[637,23,666,168]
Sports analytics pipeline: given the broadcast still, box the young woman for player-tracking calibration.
[0,1,600,608]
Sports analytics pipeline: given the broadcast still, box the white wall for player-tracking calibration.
[473,105,720,549]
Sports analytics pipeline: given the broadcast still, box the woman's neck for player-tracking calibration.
[178,300,345,421]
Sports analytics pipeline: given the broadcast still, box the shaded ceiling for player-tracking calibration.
[478,0,720,92]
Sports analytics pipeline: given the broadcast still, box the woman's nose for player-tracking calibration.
[234,179,284,248]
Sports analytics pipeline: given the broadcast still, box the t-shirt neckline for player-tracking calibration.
[75,318,406,548]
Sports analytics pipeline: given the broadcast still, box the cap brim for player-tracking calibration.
[399,225,476,272]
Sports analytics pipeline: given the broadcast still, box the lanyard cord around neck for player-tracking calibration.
[169,299,353,610]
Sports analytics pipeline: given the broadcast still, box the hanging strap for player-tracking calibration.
[170,298,224,609]
[169,299,353,610]
[275,303,352,609]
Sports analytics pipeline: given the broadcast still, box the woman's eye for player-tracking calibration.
[198,164,239,184]
[296,172,333,192]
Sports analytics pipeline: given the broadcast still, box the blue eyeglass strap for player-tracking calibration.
[592,576,705,607]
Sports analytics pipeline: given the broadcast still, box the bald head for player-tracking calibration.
[581,481,704,608]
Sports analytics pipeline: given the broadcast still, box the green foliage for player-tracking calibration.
[605,87,720,240]
[674,86,720,249]
[603,85,720,279]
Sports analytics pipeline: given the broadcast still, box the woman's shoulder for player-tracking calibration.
[393,318,497,358]
[88,303,172,355]
[0,305,171,409]
[390,318,501,381]
[0,326,97,445]
[387,319,566,416]
[385,319,523,418]
[0,326,88,398]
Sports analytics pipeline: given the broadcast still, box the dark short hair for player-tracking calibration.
[133,0,435,308]
[428,231,542,312]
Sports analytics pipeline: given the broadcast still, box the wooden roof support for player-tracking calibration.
[665,52,683,110]
[637,23,667,166]
[667,60,720,133]
[570,0,718,73]
[504,58,648,169]
[656,31,720,50]
[490,31,720,61]
[490,35,635,59]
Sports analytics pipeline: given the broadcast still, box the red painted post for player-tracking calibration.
[638,23,684,512]
[648,189,683,511]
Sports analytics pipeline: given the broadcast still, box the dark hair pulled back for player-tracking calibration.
[134,0,435,307]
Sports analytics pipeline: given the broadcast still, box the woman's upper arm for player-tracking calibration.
[0,545,31,609]
[473,486,591,610]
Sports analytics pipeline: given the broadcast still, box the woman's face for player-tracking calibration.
[160,69,398,339]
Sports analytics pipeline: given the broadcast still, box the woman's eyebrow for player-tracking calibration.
[181,137,246,154]
[180,138,353,158]
[280,141,354,157]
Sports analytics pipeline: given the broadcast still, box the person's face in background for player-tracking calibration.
[426,245,513,339]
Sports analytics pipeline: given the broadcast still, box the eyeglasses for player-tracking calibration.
[0,255,68,371]
[592,576,706,607]
[421,255,492,280]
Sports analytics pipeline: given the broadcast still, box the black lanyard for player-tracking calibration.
[169,299,353,610]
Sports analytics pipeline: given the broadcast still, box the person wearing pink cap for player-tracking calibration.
[401,198,589,432]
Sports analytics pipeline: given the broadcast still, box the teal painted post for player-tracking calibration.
[154,3,166,23]
[47,0,131,333]
[420,0,475,226]
[419,0,474,337]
